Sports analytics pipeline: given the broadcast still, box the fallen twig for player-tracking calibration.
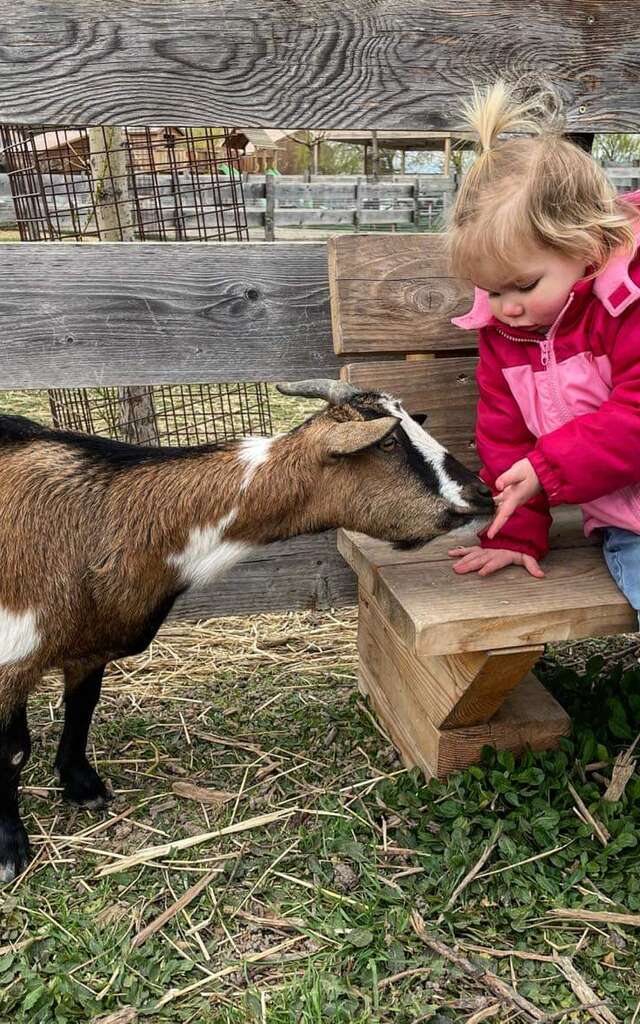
[410,911,547,1022]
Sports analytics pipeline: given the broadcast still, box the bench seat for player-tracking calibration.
[338,507,636,657]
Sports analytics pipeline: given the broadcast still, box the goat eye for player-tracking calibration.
[378,436,397,452]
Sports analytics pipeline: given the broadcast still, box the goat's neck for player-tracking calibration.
[110,432,321,555]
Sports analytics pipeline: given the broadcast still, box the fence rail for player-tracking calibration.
[0,2,637,129]
[0,172,457,236]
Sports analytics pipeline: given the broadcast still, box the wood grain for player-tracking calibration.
[170,532,357,618]
[337,505,597,597]
[358,587,542,729]
[375,546,638,657]
[328,235,474,354]
[0,241,340,387]
[0,2,637,129]
[360,663,570,778]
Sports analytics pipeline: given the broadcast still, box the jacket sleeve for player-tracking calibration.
[528,304,640,504]
[475,331,552,561]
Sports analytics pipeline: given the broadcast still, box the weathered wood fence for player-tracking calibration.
[1,0,639,620]
[0,172,456,236]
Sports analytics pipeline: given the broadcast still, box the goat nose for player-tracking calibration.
[477,482,493,500]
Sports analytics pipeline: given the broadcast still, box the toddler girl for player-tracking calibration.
[446,80,640,620]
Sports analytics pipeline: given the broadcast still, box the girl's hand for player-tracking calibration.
[486,458,542,539]
[448,545,545,578]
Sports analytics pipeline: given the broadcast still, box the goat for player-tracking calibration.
[0,379,493,880]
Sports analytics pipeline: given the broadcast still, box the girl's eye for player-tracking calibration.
[488,278,540,298]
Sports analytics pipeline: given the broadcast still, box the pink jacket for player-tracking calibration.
[451,193,640,561]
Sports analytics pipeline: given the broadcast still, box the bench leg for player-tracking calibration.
[358,587,570,778]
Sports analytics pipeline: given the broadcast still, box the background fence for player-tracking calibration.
[0,170,456,236]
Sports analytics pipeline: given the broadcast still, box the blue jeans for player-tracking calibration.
[602,527,640,630]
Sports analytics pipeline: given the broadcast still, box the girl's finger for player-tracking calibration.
[447,546,476,556]
[478,561,503,576]
[452,556,487,573]
[486,506,514,539]
[523,555,545,578]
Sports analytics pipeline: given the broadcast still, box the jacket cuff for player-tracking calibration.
[478,530,547,561]
[528,450,564,505]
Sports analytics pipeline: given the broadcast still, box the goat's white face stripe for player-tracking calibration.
[0,606,40,666]
[238,435,276,493]
[167,511,251,588]
[381,397,469,510]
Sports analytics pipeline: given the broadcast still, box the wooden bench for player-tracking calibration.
[329,233,638,777]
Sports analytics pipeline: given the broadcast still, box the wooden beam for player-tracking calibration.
[358,587,543,729]
[0,3,637,130]
[361,663,570,778]
[171,532,357,619]
[0,241,340,388]
[328,234,474,354]
[375,547,638,656]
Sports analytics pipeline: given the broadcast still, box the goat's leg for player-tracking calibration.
[55,661,111,808]
[0,702,32,882]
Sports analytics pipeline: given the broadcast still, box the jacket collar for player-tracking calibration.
[451,194,640,332]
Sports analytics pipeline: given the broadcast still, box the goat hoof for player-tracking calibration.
[0,819,31,883]
[57,759,112,809]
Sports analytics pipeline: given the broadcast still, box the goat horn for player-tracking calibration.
[276,379,359,404]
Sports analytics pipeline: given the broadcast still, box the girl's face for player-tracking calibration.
[472,248,587,330]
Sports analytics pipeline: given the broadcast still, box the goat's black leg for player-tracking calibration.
[55,662,111,809]
[0,703,31,882]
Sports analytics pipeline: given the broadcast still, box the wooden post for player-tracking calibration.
[357,587,569,778]
[413,176,420,230]
[443,135,451,177]
[312,138,320,175]
[264,172,275,241]
[87,127,159,446]
[354,179,362,232]
[371,130,379,181]
[401,149,406,175]
[363,142,369,176]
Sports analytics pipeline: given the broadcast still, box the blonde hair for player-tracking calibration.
[447,79,639,282]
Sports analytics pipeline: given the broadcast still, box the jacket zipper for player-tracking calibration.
[494,293,575,424]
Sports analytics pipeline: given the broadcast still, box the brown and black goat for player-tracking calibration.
[0,379,493,880]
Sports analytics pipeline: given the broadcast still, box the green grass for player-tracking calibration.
[2,628,640,1023]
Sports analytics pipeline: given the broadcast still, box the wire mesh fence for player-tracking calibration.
[0,125,249,242]
[47,383,274,447]
[0,125,273,445]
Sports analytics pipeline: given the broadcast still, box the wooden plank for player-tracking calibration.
[361,662,570,778]
[342,357,479,466]
[0,3,638,129]
[170,532,356,619]
[328,235,474,354]
[359,587,542,729]
[337,506,596,597]
[0,241,343,388]
[375,546,638,657]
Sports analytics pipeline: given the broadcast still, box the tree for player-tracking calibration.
[592,134,640,166]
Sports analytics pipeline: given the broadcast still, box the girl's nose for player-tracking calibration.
[502,299,524,317]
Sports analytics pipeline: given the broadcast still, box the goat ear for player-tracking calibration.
[325,416,400,458]
[411,412,428,427]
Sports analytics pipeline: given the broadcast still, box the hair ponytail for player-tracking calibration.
[447,77,639,280]
[461,77,565,154]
